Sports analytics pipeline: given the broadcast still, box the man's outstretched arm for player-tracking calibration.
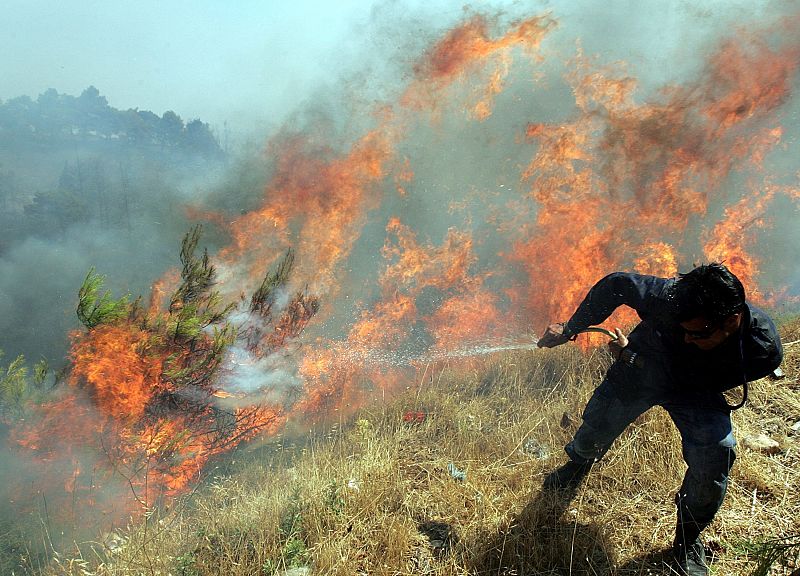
[538,272,670,348]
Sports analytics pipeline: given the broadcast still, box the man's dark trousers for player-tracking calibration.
[564,359,736,532]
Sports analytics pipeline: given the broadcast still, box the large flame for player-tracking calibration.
[69,325,162,421]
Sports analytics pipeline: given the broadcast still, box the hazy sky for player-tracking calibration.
[0,0,445,136]
[1,0,769,138]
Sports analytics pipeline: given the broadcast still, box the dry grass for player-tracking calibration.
[38,320,800,576]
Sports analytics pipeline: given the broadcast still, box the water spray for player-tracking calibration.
[339,326,619,367]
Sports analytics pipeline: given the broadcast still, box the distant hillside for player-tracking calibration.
[0,86,223,160]
[0,86,227,215]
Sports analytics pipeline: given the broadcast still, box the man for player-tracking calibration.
[537,263,783,576]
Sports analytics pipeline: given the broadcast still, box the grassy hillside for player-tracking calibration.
[40,320,800,575]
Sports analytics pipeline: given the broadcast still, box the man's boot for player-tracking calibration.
[672,520,709,575]
[542,459,593,491]
[672,537,708,575]
[672,491,712,575]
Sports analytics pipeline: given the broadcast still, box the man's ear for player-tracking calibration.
[724,312,743,331]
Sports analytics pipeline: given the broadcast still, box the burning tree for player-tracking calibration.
[244,248,320,355]
[14,226,318,511]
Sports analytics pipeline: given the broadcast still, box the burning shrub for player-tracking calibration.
[12,225,318,516]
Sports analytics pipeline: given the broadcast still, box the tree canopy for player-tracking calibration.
[0,86,223,159]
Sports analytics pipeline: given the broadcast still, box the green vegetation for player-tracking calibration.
[28,318,800,575]
[0,351,49,422]
[740,534,800,576]
[76,268,132,329]
[71,225,282,401]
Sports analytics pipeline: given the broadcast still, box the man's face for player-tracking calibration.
[679,313,742,351]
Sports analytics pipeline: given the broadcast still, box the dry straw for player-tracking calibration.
[37,320,800,576]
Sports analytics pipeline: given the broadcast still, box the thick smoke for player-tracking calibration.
[0,154,241,365]
[0,221,182,360]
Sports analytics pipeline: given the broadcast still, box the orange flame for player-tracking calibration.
[219,128,397,298]
[69,325,163,421]
[404,14,556,118]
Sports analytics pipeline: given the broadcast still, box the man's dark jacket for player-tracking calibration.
[562,272,783,399]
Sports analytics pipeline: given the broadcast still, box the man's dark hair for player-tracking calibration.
[670,262,746,323]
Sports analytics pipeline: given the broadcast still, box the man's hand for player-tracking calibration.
[607,327,629,360]
[537,323,572,348]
